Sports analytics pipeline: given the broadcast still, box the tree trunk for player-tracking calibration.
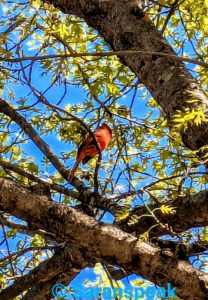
[44,0,208,153]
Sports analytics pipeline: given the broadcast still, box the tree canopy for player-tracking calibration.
[0,0,208,299]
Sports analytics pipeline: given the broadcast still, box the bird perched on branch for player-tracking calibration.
[68,122,112,181]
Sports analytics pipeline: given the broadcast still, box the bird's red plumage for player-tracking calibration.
[69,123,112,181]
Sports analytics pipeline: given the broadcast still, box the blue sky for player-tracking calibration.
[0,2,207,299]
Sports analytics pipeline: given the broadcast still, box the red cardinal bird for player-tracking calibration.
[69,123,112,181]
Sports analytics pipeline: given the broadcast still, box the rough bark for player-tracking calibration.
[2,153,208,239]
[1,100,208,237]
[118,189,208,237]
[1,2,208,298]
[0,245,87,300]
[0,178,208,299]
[21,274,71,300]
[44,0,208,154]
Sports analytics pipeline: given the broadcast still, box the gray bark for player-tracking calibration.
[119,189,208,237]
[0,178,208,299]
[0,245,86,300]
[44,0,208,154]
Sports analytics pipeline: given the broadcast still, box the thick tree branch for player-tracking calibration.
[21,274,71,300]
[0,178,207,299]
[157,239,208,258]
[44,0,208,156]
[0,245,87,300]
[118,189,208,237]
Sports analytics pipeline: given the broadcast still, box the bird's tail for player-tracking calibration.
[68,158,81,182]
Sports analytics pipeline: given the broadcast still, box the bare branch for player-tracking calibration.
[0,157,78,199]
[0,50,207,68]
[0,99,86,191]
[0,213,58,242]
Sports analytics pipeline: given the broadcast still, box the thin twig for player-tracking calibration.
[0,50,207,68]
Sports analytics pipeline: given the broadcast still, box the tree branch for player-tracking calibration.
[0,213,58,242]
[0,245,87,300]
[0,157,78,199]
[0,50,207,68]
[0,99,86,191]
[118,189,208,237]
[44,0,208,157]
[0,178,207,299]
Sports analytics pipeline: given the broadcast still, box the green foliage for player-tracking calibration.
[146,0,208,91]
[173,106,207,131]
[159,204,176,215]
[0,0,208,296]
